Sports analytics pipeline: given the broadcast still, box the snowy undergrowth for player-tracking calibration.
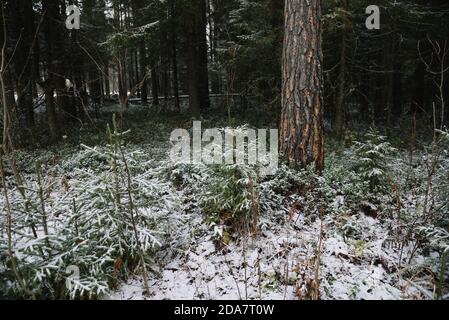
[1,119,448,300]
[0,119,180,299]
[111,129,449,300]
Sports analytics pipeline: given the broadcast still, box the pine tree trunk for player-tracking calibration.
[118,57,128,109]
[392,61,403,118]
[412,63,425,115]
[150,59,159,106]
[170,0,180,112]
[161,31,169,109]
[0,69,19,149]
[383,39,395,126]
[134,50,140,98]
[128,52,135,96]
[42,0,62,142]
[89,68,102,107]
[184,0,209,117]
[43,85,58,142]
[196,0,210,110]
[335,29,346,137]
[186,54,200,117]
[139,44,148,105]
[104,63,111,100]
[10,0,35,129]
[280,0,324,172]
[185,8,201,118]
[53,0,75,124]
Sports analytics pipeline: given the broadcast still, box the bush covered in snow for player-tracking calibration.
[0,120,171,299]
[1,113,448,300]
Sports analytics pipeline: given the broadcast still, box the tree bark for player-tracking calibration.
[42,0,62,142]
[392,59,403,119]
[280,0,324,172]
[170,0,180,112]
[184,0,209,117]
[104,62,111,100]
[150,59,159,106]
[10,0,35,129]
[335,28,346,137]
[196,0,210,110]
[411,62,425,115]
[139,43,148,105]
[383,38,395,126]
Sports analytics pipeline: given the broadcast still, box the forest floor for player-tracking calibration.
[102,105,446,300]
[1,103,448,300]
[109,206,425,300]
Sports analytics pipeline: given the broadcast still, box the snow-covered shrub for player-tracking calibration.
[402,129,449,226]
[386,130,449,298]
[0,121,171,299]
[348,129,397,194]
[413,226,449,299]
[63,146,109,170]
[431,130,449,228]
[199,164,256,225]
[323,153,365,210]
[318,129,398,218]
[164,162,211,192]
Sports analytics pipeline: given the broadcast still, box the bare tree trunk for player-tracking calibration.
[162,52,169,109]
[335,28,346,138]
[170,0,180,112]
[412,63,425,116]
[280,0,324,172]
[383,38,395,126]
[118,54,128,109]
[10,0,35,130]
[104,62,111,100]
[128,51,135,96]
[0,69,18,150]
[139,43,148,105]
[184,0,209,118]
[186,31,200,117]
[42,0,62,142]
[150,59,159,106]
[196,0,210,110]
[42,83,59,142]
[392,61,403,119]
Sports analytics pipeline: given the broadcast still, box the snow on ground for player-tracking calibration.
[3,106,445,300]
[109,208,423,300]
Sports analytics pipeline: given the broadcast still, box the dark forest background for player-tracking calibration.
[0,0,448,147]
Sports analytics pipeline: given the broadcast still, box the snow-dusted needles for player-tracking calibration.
[169,121,279,177]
